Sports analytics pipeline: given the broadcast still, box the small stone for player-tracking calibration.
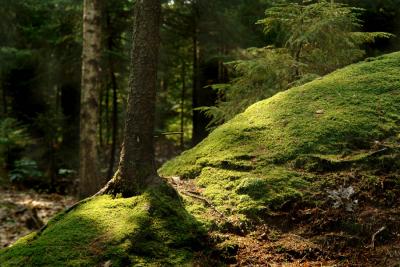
[316,109,325,114]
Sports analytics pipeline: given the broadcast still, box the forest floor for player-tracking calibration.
[158,53,400,266]
[172,177,400,266]
[1,182,400,266]
[0,186,76,248]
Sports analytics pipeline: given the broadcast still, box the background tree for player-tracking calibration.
[0,0,82,191]
[161,0,270,145]
[0,0,398,194]
[79,0,103,198]
[201,0,393,125]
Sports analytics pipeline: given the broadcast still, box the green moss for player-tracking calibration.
[0,184,204,266]
[4,52,399,266]
[160,52,400,217]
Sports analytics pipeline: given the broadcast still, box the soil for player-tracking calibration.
[172,177,400,266]
[2,179,400,266]
[0,186,76,248]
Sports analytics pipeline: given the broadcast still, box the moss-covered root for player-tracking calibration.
[0,184,205,267]
[97,168,165,199]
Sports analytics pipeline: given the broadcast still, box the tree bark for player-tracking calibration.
[105,10,119,180]
[191,23,202,145]
[79,0,103,198]
[190,2,218,145]
[107,49,119,180]
[99,85,104,147]
[104,78,110,146]
[1,84,6,116]
[180,62,186,151]
[101,0,162,197]
[107,68,118,180]
[60,82,80,171]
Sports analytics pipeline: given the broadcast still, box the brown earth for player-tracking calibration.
[172,175,400,267]
[0,187,76,248]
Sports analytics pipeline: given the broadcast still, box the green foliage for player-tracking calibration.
[258,0,393,74]
[204,0,393,125]
[0,118,31,148]
[159,0,271,141]
[34,111,64,145]
[0,118,32,165]
[9,159,43,183]
[0,184,204,266]
[203,47,297,124]
[0,0,83,175]
[160,52,400,219]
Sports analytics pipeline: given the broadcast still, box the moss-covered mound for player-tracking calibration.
[160,52,400,218]
[0,185,203,266]
[2,53,399,266]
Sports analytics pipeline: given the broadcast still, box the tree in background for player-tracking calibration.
[0,0,82,191]
[79,0,103,198]
[0,0,398,194]
[161,0,270,145]
[259,0,392,75]
[100,0,162,196]
[344,0,400,53]
[202,0,393,125]
[101,0,133,180]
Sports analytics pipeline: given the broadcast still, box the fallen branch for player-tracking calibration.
[370,226,386,249]
[179,190,228,221]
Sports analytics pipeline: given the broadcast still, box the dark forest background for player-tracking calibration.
[1,0,399,194]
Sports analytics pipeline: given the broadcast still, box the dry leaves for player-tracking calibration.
[0,187,76,248]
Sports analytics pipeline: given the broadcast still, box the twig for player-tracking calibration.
[179,190,228,220]
[370,226,386,249]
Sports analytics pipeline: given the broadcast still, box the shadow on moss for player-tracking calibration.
[0,183,218,266]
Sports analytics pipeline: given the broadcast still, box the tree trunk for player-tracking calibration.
[190,3,218,145]
[60,82,80,171]
[191,25,203,145]
[107,68,118,180]
[107,48,119,180]
[101,0,161,197]
[79,0,103,198]
[1,84,6,116]
[99,85,104,147]
[104,79,110,146]
[180,62,186,151]
[105,10,119,180]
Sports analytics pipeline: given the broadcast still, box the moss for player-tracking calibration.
[0,184,204,266]
[160,52,400,218]
[3,52,400,266]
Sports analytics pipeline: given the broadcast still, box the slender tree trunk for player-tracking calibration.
[1,85,6,116]
[293,43,303,79]
[79,0,103,198]
[190,3,217,145]
[105,11,118,180]
[107,69,118,180]
[101,0,162,197]
[105,80,110,145]
[99,87,104,147]
[60,82,80,170]
[180,62,186,151]
[191,24,202,145]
